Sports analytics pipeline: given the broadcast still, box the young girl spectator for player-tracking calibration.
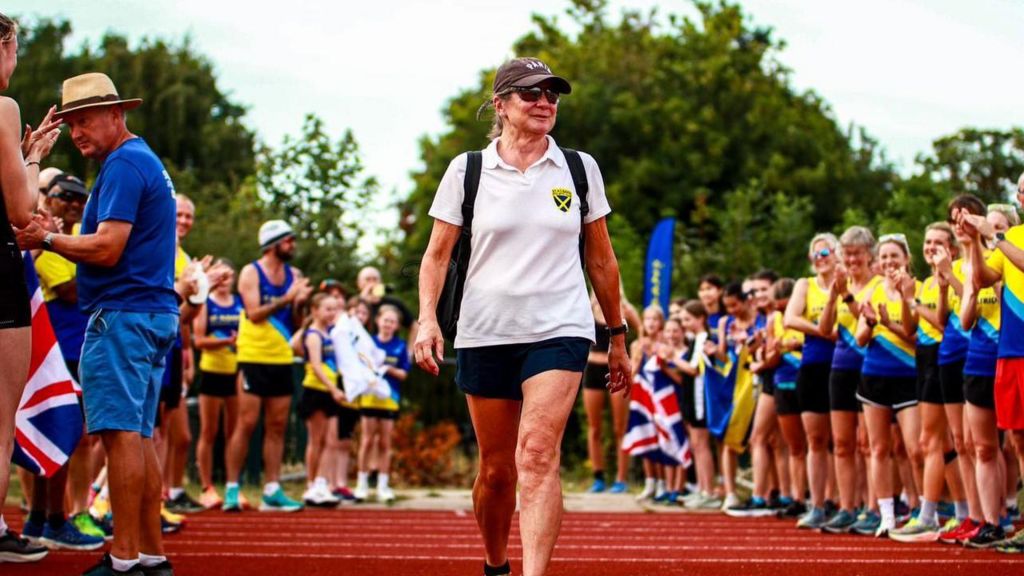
[678,301,720,509]
[354,305,410,503]
[631,305,666,501]
[300,294,345,507]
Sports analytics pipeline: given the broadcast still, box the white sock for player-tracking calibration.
[315,476,329,488]
[919,499,938,526]
[168,487,184,500]
[378,473,390,490]
[644,478,656,491]
[955,501,969,522]
[1007,497,1019,510]
[263,482,281,497]
[99,486,110,499]
[110,555,140,572]
[356,472,369,488]
[139,553,167,567]
[226,482,239,490]
[0,514,8,536]
[879,497,895,525]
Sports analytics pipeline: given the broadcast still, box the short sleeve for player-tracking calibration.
[986,249,1004,275]
[579,152,611,224]
[427,153,468,226]
[96,158,145,224]
[34,252,74,296]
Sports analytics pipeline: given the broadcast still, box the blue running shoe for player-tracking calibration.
[1000,515,1016,535]
[20,519,43,544]
[609,482,627,494]
[588,479,606,493]
[223,485,241,513]
[822,509,858,534]
[40,521,104,551]
[797,507,827,529]
[852,511,882,536]
[260,487,304,512]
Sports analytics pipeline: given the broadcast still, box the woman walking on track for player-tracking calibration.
[0,11,62,563]
[414,57,629,576]
[854,233,922,537]
[783,233,839,529]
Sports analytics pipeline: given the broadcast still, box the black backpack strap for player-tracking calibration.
[561,147,589,268]
[462,151,483,232]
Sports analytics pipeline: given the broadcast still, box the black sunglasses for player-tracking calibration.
[49,191,86,203]
[508,86,560,105]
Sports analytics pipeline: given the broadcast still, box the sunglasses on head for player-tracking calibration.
[48,191,86,203]
[508,86,560,104]
[812,247,831,261]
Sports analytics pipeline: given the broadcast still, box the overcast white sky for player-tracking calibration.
[13,0,1024,201]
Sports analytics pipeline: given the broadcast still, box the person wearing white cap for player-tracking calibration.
[223,219,312,513]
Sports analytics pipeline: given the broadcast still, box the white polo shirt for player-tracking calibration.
[429,136,612,349]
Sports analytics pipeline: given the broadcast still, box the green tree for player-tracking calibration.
[917,128,1024,205]
[256,114,378,285]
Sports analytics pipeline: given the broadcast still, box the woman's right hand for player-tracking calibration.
[414,318,444,376]
[21,106,61,162]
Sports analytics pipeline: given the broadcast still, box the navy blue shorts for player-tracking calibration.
[456,337,590,400]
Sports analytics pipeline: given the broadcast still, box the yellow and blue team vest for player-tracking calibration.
[236,261,295,365]
[861,280,920,379]
[801,276,835,365]
[772,312,803,389]
[831,275,881,372]
[302,328,338,392]
[916,275,944,347]
[987,228,1024,360]
[965,251,1000,377]
[938,260,971,366]
[199,294,242,375]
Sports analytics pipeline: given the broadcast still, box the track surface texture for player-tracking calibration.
[3,507,1022,575]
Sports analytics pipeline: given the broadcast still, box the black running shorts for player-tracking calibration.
[963,374,995,410]
[829,369,862,413]
[858,374,917,412]
[239,363,295,398]
[916,344,943,404]
[0,236,30,330]
[200,371,238,397]
[939,360,966,405]
[797,363,831,414]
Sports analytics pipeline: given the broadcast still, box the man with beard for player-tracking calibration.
[223,220,312,512]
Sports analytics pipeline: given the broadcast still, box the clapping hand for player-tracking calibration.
[21,106,61,162]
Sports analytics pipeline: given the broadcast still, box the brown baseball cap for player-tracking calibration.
[493,57,571,95]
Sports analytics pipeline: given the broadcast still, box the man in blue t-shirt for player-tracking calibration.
[16,72,178,576]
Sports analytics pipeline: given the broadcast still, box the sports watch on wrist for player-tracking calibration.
[995,232,1007,244]
[42,232,56,251]
[607,324,628,337]
[842,294,855,304]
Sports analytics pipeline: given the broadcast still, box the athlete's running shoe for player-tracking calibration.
[82,553,144,575]
[725,498,776,518]
[333,486,357,502]
[0,530,48,563]
[1000,515,1016,535]
[165,491,204,514]
[378,486,397,504]
[635,481,656,502]
[874,517,896,538]
[303,484,340,507]
[19,519,43,544]
[995,527,1024,554]
[796,507,827,530]
[72,513,106,540]
[851,511,881,536]
[588,479,606,493]
[935,517,964,544]
[894,501,913,524]
[720,493,741,511]
[777,500,807,519]
[888,517,940,543]
[40,520,105,551]
[1007,505,1020,522]
[160,516,181,535]
[822,509,858,534]
[260,487,304,512]
[199,487,223,510]
[353,483,370,502]
[89,493,111,520]
[223,485,241,512]
[609,482,628,494]
[160,505,186,525]
[139,558,174,576]
[965,523,1006,549]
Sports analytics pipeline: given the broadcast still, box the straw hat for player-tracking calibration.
[53,73,142,119]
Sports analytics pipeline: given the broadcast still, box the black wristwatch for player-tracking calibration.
[995,232,1007,244]
[842,294,854,304]
[607,324,628,337]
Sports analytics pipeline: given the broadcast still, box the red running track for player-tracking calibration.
[3,507,1022,575]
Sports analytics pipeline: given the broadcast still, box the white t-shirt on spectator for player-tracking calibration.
[428,136,612,348]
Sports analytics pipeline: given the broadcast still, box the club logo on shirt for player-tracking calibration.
[551,188,572,212]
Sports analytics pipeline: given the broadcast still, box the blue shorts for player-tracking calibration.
[456,337,590,401]
[80,309,178,438]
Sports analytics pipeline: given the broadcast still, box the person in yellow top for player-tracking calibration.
[191,258,242,510]
[224,220,312,513]
[817,225,881,533]
[855,233,922,537]
[354,305,410,503]
[299,293,346,507]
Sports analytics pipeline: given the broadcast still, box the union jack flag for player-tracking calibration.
[621,355,691,466]
[11,252,84,477]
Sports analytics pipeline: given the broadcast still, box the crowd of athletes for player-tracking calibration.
[580,178,1024,555]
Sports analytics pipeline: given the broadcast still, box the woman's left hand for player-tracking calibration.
[606,339,631,395]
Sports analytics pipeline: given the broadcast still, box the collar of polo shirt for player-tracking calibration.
[483,135,565,171]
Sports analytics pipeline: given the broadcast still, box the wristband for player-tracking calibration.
[866,318,878,328]
[842,294,854,304]
[995,232,1007,244]
[607,324,628,337]
[25,160,40,168]
[42,232,55,250]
